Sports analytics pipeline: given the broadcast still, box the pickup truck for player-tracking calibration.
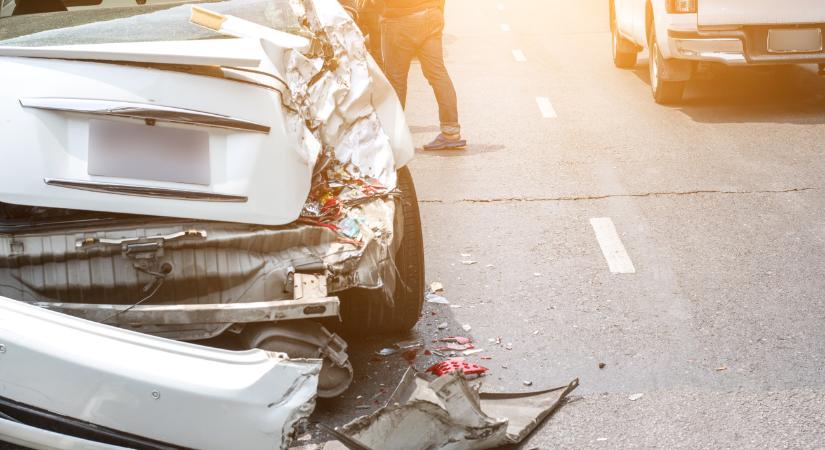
[610,0,825,103]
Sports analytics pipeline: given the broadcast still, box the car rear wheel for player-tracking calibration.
[338,166,425,335]
[649,29,685,104]
[611,19,638,68]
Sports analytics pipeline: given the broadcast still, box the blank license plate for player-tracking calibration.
[88,119,211,185]
[767,28,823,53]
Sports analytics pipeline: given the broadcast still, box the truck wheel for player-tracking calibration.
[338,166,425,335]
[649,29,685,104]
[611,17,637,68]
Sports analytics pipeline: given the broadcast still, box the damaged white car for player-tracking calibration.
[0,0,423,447]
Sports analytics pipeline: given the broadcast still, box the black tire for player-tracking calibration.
[611,4,637,69]
[338,166,425,335]
[649,29,685,104]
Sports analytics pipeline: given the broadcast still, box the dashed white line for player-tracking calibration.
[590,218,636,274]
[512,49,527,62]
[535,97,557,118]
[500,23,511,32]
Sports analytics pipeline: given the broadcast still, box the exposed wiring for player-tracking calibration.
[101,276,165,325]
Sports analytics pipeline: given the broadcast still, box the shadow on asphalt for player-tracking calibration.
[631,59,825,125]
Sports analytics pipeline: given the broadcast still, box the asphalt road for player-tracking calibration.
[311,0,825,448]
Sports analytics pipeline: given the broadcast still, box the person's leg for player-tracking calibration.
[380,18,419,108]
[416,8,461,140]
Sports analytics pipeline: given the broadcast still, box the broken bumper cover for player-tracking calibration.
[668,27,825,65]
[0,295,321,450]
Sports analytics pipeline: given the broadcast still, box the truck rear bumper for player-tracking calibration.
[668,26,825,65]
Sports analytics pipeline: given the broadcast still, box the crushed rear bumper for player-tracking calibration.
[0,296,321,450]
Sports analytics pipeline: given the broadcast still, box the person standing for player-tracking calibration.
[381,0,466,150]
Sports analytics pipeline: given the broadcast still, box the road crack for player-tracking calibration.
[419,187,816,204]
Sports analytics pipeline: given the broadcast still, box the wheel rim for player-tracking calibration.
[650,41,659,93]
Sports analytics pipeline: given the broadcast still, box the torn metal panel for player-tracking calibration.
[0,295,322,450]
[0,218,398,340]
[338,369,579,450]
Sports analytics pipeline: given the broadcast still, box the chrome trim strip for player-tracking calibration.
[75,229,208,250]
[44,178,248,203]
[20,97,270,133]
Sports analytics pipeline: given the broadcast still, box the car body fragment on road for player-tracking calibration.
[327,369,579,450]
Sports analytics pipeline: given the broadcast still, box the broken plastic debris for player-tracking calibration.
[426,358,488,377]
[377,339,423,357]
[463,348,484,356]
[437,322,449,330]
[523,380,533,386]
[424,292,449,304]
[438,342,474,352]
[461,324,472,332]
[628,393,644,401]
[376,348,397,356]
[337,368,580,450]
[429,282,444,293]
[461,260,478,265]
[440,336,471,345]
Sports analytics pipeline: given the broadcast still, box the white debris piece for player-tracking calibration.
[425,292,450,304]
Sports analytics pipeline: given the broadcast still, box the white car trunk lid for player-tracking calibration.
[698,0,825,27]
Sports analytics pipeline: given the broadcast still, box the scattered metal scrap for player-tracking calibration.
[327,368,579,450]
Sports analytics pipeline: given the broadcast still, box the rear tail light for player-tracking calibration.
[667,0,697,13]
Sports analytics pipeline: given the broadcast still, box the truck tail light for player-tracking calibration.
[667,0,697,13]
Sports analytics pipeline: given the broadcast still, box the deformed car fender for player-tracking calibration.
[0,295,322,450]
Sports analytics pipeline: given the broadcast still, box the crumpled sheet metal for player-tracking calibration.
[280,0,400,306]
[337,369,579,450]
[281,0,395,187]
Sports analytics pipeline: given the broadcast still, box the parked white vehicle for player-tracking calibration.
[610,0,825,103]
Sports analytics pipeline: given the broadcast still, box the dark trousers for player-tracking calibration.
[381,7,460,135]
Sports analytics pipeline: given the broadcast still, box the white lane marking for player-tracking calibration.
[500,23,511,32]
[535,97,557,118]
[590,218,636,274]
[512,49,527,62]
